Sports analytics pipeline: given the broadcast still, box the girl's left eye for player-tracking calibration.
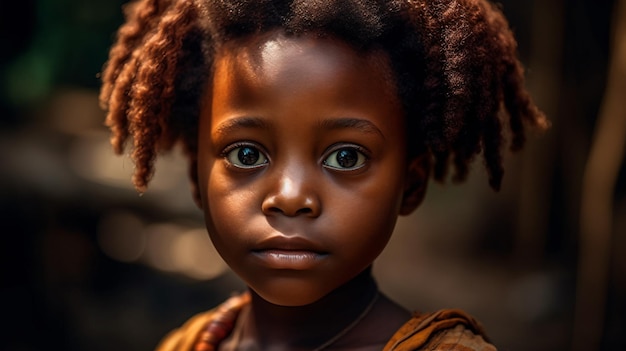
[323,147,367,170]
[225,145,268,168]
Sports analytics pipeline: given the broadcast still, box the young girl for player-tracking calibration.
[99,0,548,350]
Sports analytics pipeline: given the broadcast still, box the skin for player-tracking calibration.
[196,31,429,350]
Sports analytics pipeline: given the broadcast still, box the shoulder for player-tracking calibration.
[154,308,220,351]
[384,309,497,351]
[154,293,250,351]
[423,323,496,351]
[154,309,216,351]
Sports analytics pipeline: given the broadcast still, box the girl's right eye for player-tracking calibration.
[224,145,268,169]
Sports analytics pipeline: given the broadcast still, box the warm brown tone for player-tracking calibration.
[154,292,495,351]
[99,0,547,195]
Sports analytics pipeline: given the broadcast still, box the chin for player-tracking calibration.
[249,277,334,307]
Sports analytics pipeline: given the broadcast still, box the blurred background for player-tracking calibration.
[1,0,624,350]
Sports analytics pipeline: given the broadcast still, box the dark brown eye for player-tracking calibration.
[336,149,358,168]
[226,145,268,168]
[324,147,366,170]
[239,147,260,165]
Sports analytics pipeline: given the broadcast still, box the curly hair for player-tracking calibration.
[100,0,548,196]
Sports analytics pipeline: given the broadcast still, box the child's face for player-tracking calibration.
[197,32,418,306]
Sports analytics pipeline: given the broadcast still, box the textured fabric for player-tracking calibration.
[383,309,496,351]
[155,293,250,351]
[155,294,496,351]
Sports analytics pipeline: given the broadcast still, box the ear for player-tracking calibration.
[399,153,430,215]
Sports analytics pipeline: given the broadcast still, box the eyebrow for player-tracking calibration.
[319,117,385,140]
[213,116,385,139]
[214,116,271,136]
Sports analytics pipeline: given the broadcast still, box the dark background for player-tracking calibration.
[1,0,624,350]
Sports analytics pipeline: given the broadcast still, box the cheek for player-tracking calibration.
[328,171,405,259]
[202,165,263,249]
[348,195,400,245]
[325,198,398,287]
[198,159,235,236]
[204,169,240,227]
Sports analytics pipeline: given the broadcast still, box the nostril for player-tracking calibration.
[296,208,313,215]
[267,207,284,214]
[264,206,314,217]
[261,192,320,217]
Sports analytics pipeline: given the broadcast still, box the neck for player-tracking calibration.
[241,268,379,350]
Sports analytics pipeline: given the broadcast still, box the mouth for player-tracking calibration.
[252,249,326,270]
[251,235,328,270]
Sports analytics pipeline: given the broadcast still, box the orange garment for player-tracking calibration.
[155,293,496,351]
[383,309,496,351]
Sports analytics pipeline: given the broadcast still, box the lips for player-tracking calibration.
[251,235,327,270]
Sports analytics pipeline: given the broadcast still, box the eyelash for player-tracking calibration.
[220,142,269,170]
[219,142,370,171]
[322,144,369,171]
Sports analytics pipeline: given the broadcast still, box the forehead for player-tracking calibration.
[212,31,398,99]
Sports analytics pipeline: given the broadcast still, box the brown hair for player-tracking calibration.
[99,0,548,199]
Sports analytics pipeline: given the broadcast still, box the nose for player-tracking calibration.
[261,168,321,218]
